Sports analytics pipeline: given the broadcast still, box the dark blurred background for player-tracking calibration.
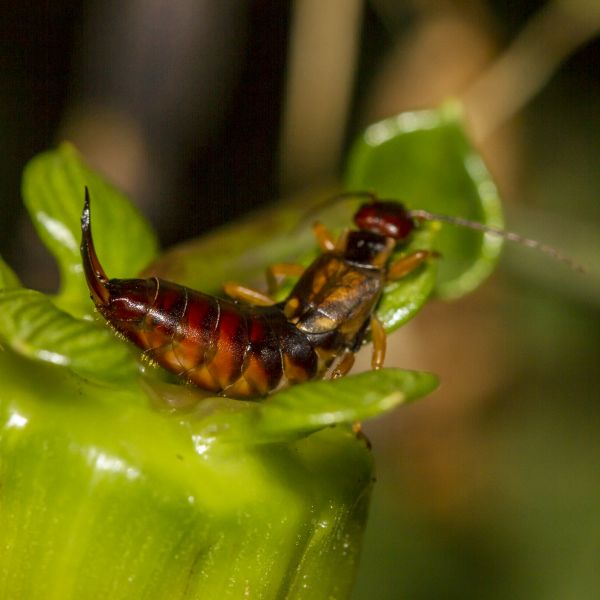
[1,1,599,598]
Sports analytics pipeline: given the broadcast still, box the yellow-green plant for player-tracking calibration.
[0,105,502,599]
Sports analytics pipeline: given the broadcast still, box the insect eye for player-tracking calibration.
[354,201,414,240]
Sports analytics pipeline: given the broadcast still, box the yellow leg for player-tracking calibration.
[334,228,350,251]
[222,282,275,306]
[312,222,337,251]
[370,315,386,370]
[352,421,371,448]
[266,263,305,294]
[386,250,439,281]
[283,296,300,319]
[329,351,356,379]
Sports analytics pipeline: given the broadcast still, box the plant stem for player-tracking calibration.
[462,0,600,143]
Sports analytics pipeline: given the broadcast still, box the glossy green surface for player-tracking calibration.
[0,145,442,599]
[0,254,20,289]
[0,288,139,383]
[0,343,436,599]
[22,143,159,318]
[1,107,500,595]
[0,346,369,599]
[346,104,504,301]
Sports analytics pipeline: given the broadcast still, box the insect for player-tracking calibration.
[81,189,578,399]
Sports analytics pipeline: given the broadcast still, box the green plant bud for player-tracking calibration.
[0,104,500,598]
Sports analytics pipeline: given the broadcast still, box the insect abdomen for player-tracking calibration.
[103,278,317,398]
[81,192,317,398]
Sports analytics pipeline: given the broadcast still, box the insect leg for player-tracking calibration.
[266,263,305,294]
[222,282,275,306]
[370,315,386,370]
[386,250,439,281]
[328,351,356,379]
[312,222,337,251]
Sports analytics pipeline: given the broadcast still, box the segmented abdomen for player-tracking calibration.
[102,277,318,397]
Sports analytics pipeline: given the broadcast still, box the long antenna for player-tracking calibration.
[408,208,585,273]
[298,191,584,272]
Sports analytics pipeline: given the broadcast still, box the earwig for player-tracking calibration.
[307,191,584,272]
[81,189,318,398]
[82,188,578,399]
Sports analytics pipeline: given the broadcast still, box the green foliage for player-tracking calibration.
[346,104,504,302]
[0,106,501,598]
[189,368,438,446]
[0,345,375,599]
[22,143,158,318]
[0,288,139,383]
[0,255,20,289]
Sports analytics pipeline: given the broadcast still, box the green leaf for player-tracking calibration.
[0,288,139,383]
[146,189,328,293]
[345,103,504,300]
[22,143,159,318]
[375,219,438,332]
[185,368,438,446]
[0,255,21,290]
[0,126,456,599]
[0,347,372,599]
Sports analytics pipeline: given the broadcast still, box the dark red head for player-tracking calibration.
[353,200,415,241]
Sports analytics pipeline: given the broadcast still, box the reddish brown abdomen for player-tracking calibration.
[102,278,317,398]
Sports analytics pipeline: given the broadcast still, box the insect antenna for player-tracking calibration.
[407,208,585,273]
[296,191,377,231]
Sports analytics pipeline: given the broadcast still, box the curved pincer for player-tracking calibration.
[80,188,111,307]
